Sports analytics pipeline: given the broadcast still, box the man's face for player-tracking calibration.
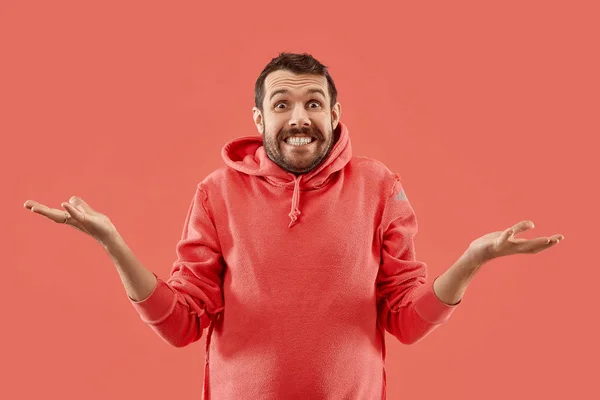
[253,70,342,175]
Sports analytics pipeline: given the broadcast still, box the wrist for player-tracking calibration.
[455,249,486,278]
[463,247,490,269]
[99,229,123,251]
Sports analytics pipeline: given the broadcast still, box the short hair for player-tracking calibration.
[254,52,338,111]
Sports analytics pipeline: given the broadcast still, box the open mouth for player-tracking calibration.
[283,136,317,147]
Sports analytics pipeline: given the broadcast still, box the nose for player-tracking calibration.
[288,104,311,129]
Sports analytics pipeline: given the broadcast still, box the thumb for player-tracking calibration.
[498,228,514,245]
[68,196,93,213]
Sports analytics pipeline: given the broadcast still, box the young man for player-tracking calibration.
[24,52,563,400]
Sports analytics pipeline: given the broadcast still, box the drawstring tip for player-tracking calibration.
[288,209,301,228]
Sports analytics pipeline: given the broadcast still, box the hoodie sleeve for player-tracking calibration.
[129,183,225,348]
[376,173,459,345]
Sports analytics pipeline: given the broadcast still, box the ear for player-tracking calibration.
[252,107,264,134]
[331,102,342,130]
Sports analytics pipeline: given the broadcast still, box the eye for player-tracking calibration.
[274,100,321,110]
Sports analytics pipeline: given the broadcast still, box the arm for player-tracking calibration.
[432,250,482,306]
[102,233,158,302]
[376,174,459,345]
[377,175,564,344]
[25,186,224,348]
[434,220,564,305]
[125,184,225,348]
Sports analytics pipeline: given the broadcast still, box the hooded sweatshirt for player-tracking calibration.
[129,121,460,399]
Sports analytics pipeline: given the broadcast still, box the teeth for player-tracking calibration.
[286,137,313,146]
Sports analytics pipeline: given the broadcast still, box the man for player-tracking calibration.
[24,52,563,399]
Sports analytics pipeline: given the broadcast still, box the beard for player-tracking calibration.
[262,120,336,175]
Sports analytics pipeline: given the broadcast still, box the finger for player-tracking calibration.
[515,236,561,254]
[509,237,529,243]
[511,220,535,236]
[511,233,564,245]
[28,202,70,224]
[68,196,94,213]
[512,236,549,252]
[26,201,70,225]
[61,203,92,234]
[23,200,42,211]
[61,202,86,223]
[499,227,515,244]
[532,239,561,253]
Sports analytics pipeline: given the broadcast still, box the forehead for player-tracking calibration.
[264,70,328,96]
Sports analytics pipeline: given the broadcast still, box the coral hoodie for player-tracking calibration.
[129,121,460,399]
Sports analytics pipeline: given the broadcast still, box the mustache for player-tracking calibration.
[280,126,323,140]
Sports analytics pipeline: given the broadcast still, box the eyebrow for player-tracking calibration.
[269,88,327,101]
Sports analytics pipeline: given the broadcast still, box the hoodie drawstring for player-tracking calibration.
[288,176,302,228]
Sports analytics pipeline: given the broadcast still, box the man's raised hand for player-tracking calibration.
[24,196,118,246]
[467,220,564,264]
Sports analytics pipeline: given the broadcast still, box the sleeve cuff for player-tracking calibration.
[129,276,178,324]
[413,277,461,324]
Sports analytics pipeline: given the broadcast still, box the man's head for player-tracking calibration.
[253,53,342,175]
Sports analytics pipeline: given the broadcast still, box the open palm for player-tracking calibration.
[469,220,564,263]
[24,196,117,245]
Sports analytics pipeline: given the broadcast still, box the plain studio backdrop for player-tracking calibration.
[1,1,598,399]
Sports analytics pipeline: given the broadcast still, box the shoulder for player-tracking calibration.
[348,156,401,191]
[189,166,236,197]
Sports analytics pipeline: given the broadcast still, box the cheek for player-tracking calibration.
[263,117,280,136]
[264,126,282,145]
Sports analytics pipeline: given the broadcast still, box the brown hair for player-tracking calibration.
[254,52,338,111]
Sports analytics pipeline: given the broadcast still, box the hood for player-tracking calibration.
[221,121,353,228]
